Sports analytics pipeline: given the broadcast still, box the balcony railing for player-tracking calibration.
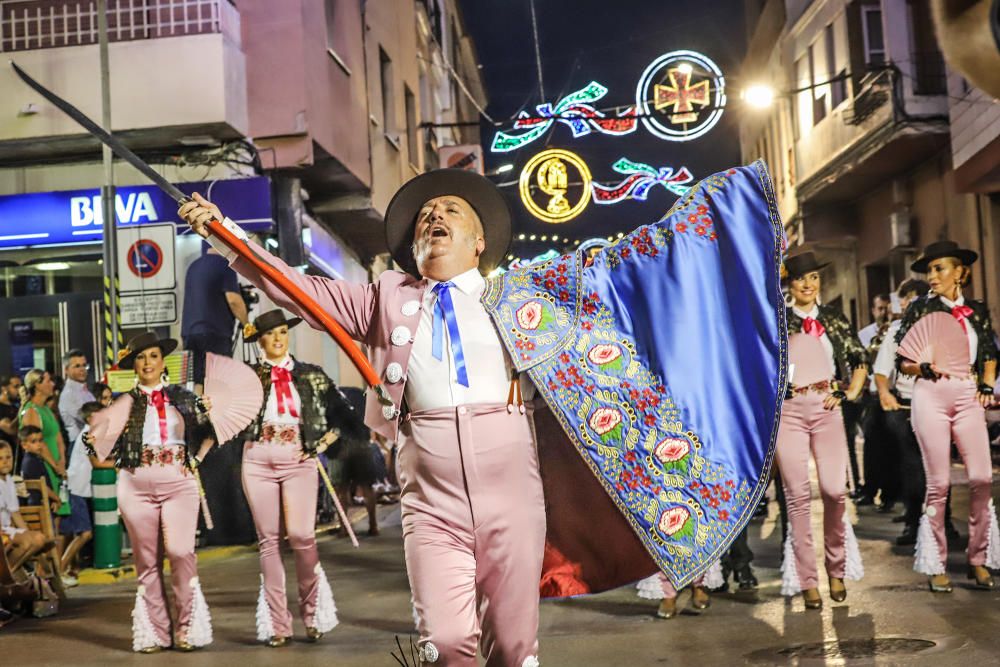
[0,0,225,53]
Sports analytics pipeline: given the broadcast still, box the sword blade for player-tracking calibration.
[10,61,189,204]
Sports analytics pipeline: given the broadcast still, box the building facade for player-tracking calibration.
[0,0,486,381]
[740,0,997,329]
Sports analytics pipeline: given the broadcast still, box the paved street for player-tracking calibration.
[6,468,1000,666]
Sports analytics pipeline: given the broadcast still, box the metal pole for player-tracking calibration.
[97,0,120,367]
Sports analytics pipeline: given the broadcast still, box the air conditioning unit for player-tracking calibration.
[889,210,913,248]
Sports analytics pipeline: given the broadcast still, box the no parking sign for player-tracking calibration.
[125,238,164,279]
[116,223,176,292]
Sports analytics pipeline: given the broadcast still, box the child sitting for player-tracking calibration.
[0,440,53,570]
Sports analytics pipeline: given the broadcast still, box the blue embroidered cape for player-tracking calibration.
[483,161,787,591]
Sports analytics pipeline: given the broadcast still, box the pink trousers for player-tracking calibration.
[775,392,848,590]
[911,377,993,568]
[242,431,322,638]
[398,404,546,667]
[118,446,207,648]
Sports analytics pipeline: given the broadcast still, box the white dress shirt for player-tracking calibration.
[873,319,914,400]
[938,294,979,364]
[59,378,94,443]
[792,305,837,374]
[67,427,94,497]
[406,268,533,413]
[0,474,23,536]
[262,356,302,425]
[858,322,879,350]
[138,384,185,447]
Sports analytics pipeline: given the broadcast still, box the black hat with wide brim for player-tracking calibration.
[118,331,178,370]
[782,250,830,282]
[910,240,978,273]
[385,169,512,277]
[244,308,303,343]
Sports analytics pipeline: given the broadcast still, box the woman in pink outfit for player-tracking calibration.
[239,309,340,647]
[636,562,722,619]
[92,331,216,653]
[776,251,867,610]
[895,241,999,593]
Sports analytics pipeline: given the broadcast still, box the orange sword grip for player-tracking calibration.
[204,217,390,402]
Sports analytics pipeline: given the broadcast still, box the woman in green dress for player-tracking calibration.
[18,369,70,524]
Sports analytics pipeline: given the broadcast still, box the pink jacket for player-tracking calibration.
[231,240,427,440]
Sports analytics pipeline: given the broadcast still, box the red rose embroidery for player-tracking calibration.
[587,344,622,367]
[588,407,622,436]
[658,506,692,537]
[516,301,544,330]
[654,437,690,463]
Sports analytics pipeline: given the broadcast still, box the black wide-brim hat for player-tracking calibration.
[385,169,512,277]
[118,331,178,370]
[244,308,303,343]
[910,240,978,273]
[782,250,830,282]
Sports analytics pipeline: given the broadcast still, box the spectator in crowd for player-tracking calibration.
[181,243,249,394]
[91,383,113,408]
[61,402,110,580]
[57,350,94,445]
[0,375,21,450]
[859,294,891,348]
[0,440,53,571]
[18,371,70,544]
[16,425,62,518]
[858,294,895,510]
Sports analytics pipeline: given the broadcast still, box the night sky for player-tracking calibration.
[460,0,748,261]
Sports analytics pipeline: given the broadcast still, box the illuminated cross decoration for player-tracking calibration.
[654,69,710,124]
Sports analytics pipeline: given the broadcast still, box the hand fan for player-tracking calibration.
[897,312,970,378]
[788,333,835,387]
[203,353,265,443]
[89,394,134,462]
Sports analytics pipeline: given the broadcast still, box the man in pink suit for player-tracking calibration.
[180,170,544,666]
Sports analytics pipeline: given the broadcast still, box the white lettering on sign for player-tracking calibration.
[69,192,160,228]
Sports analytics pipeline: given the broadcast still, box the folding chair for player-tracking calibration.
[20,480,67,600]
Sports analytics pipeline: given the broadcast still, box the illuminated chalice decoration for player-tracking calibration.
[519,149,592,223]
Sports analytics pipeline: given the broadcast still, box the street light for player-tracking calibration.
[743,84,776,109]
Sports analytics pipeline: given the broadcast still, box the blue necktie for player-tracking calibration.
[431,281,470,387]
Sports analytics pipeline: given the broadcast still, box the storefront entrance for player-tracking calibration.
[0,255,103,377]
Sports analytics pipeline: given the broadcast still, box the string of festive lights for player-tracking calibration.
[491,81,638,152]
[591,158,693,204]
